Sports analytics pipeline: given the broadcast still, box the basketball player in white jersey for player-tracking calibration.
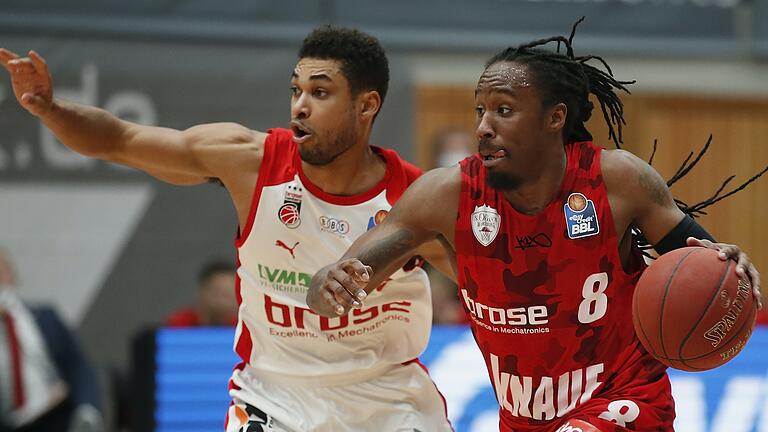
[0,26,454,431]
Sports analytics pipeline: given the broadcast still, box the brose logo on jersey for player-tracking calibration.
[461,289,550,334]
[564,193,600,239]
[471,204,501,246]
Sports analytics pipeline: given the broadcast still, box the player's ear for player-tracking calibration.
[547,102,567,132]
[359,91,381,121]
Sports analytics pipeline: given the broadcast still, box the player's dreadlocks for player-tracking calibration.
[490,18,767,254]
[635,135,768,256]
[485,17,634,148]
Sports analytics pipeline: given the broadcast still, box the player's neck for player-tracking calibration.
[502,147,567,215]
[301,139,386,196]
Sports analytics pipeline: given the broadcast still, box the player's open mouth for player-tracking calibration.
[291,122,313,144]
[480,149,507,167]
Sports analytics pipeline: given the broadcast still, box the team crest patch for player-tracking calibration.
[278,183,303,229]
[471,204,500,246]
[564,192,599,239]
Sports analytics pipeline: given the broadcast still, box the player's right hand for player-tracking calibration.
[0,49,54,117]
[307,258,371,317]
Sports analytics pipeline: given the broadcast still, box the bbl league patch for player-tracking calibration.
[564,192,600,239]
[471,204,501,246]
[278,183,303,229]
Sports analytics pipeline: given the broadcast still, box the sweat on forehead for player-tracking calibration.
[477,62,532,91]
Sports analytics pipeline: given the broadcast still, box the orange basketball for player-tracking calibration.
[632,246,756,371]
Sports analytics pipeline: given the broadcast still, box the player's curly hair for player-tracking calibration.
[299,25,390,107]
[485,17,633,148]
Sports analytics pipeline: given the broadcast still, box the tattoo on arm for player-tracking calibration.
[357,228,419,273]
[638,164,670,207]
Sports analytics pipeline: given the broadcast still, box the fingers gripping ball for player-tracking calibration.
[632,246,757,371]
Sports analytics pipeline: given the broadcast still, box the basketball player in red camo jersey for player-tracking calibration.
[1,26,455,431]
[309,27,763,431]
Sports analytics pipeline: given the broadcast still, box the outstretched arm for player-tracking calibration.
[307,166,460,317]
[0,49,264,184]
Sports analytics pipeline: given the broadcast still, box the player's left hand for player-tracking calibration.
[307,258,372,317]
[687,237,762,310]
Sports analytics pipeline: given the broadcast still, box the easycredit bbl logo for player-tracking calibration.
[564,193,600,239]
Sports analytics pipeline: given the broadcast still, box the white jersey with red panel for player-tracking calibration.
[230,128,432,393]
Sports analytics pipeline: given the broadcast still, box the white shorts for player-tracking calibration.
[225,362,453,432]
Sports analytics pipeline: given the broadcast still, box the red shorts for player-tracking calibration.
[549,396,675,432]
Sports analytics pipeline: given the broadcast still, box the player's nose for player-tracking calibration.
[291,94,311,120]
[475,113,495,140]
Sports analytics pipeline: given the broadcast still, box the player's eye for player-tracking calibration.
[497,107,512,115]
[290,86,300,96]
[475,106,485,117]
[313,89,328,98]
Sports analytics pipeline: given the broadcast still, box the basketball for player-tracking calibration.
[632,246,757,371]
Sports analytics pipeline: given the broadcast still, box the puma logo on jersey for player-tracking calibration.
[490,353,604,421]
[275,240,299,259]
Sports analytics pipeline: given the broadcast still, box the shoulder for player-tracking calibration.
[179,123,273,168]
[183,122,267,146]
[409,165,462,200]
[601,149,656,196]
[600,149,645,181]
[601,148,675,214]
[386,165,460,239]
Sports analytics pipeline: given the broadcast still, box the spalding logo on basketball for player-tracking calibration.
[278,203,301,229]
[632,246,757,371]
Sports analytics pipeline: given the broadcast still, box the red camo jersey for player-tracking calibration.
[455,142,675,431]
[757,309,768,326]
